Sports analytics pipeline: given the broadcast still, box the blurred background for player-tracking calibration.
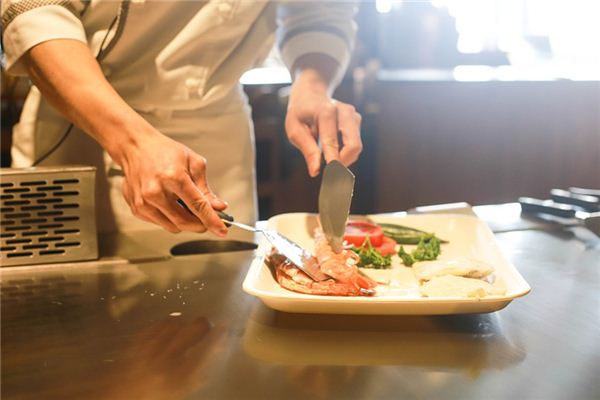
[2,0,599,219]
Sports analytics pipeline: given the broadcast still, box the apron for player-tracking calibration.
[11,1,278,232]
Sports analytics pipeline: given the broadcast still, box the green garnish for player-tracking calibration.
[398,246,415,266]
[378,223,448,244]
[351,238,392,269]
[398,235,442,266]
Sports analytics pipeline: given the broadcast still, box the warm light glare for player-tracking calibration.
[453,65,495,82]
[429,0,600,75]
[376,0,394,14]
[240,67,291,85]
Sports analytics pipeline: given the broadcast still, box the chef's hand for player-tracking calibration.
[285,57,362,177]
[116,130,228,235]
[22,40,228,236]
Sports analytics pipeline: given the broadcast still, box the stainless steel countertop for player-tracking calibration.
[1,205,599,400]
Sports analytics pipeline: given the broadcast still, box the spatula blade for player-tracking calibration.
[262,230,329,281]
[319,161,355,253]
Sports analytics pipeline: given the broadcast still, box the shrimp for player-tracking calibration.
[267,228,377,297]
[313,228,377,292]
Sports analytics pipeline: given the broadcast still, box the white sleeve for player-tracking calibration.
[1,0,87,76]
[276,1,358,87]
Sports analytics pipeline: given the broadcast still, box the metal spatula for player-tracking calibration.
[318,160,355,253]
[176,200,329,281]
[216,212,329,281]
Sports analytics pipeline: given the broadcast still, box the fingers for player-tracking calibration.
[337,104,363,166]
[317,101,341,164]
[155,193,209,234]
[286,118,322,177]
[286,100,362,177]
[171,175,228,237]
[121,155,227,235]
[140,206,182,234]
[131,175,210,233]
[122,180,181,233]
[189,155,227,211]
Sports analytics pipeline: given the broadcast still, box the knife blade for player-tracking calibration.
[318,160,355,253]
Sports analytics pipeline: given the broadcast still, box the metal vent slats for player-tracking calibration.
[0,167,98,267]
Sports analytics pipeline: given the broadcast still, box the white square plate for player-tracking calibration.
[242,213,530,315]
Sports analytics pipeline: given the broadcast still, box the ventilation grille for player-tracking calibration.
[1,167,98,267]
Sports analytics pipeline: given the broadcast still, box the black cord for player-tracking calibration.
[31,13,119,167]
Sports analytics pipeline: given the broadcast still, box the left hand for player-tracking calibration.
[285,71,362,177]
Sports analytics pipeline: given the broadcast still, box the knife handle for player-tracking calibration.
[519,197,577,218]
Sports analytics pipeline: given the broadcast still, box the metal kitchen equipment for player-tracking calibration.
[318,160,355,253]
[549,189,600,212]
[218,212,329,281]
[175,199,328,281]
[0,166,98,267]
[519,197,600,237]
[568,187,600,199]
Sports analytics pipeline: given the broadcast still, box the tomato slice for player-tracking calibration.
[344,221,384,247]
[375,236,397,256]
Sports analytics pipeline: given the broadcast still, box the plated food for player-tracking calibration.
[267,219,505,299]
[243,213,531,315]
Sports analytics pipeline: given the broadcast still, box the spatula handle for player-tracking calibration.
[177,198,235,226]
[215,212,258,232]
[217,211,234,226]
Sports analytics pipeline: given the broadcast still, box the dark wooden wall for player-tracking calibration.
[373,79,600,212]
[248,78,600,218]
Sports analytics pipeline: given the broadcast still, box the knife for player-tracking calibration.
[318,160,355,253]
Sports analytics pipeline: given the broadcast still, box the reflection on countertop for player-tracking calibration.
[0,228,259,400]
[243,302,526,375]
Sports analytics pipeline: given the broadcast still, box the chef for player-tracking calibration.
[2,0,362,236]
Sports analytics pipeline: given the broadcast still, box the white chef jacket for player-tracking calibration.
[2,0,356,232]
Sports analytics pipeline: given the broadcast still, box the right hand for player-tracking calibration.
[20,40,227,235]
[115,129,228,235]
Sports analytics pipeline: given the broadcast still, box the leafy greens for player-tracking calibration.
[351,238,392,269]
[398,234,442,266]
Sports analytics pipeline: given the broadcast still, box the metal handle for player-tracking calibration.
[213,210,260,232]
[222,219,258,233]
[519,197,577,218]
[568,187,600,201]
[550,189,600,212]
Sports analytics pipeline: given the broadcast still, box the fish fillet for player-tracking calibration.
[420,275,505,298]
[413,258,494,282]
